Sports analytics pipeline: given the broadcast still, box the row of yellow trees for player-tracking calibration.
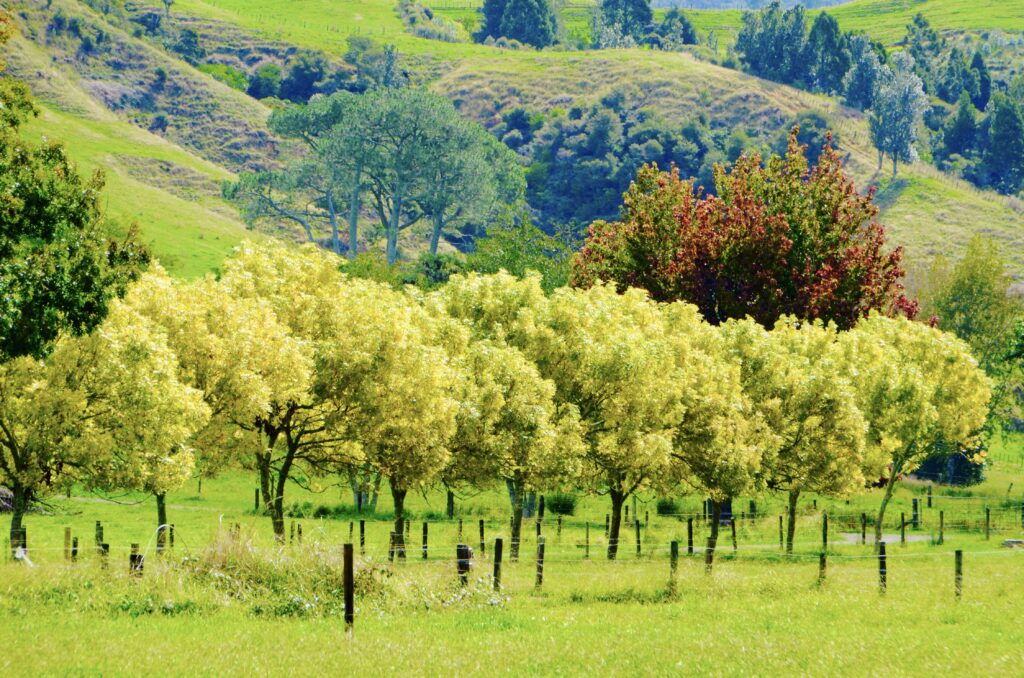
[0,242,990,559]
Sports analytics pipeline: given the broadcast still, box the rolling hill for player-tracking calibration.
[3,0,1023,278]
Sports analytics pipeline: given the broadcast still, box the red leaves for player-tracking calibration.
[571,128,916,329]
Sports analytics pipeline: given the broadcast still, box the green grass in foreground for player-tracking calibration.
[1,435,1023,674]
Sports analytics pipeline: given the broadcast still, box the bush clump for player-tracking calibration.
[545,493,577,516]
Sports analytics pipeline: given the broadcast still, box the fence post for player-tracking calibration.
[818,552,827,584]
[297,523,303,545]
[749,500,756,520]
[422,522,429,559]
[458,519,463,542]
[645,510,649,528]
[100,543,109,568]
[170,524,175,550]
[535,535,546,588]
[704,537,714,574]
[456,543,471,586]
[538,495,545,521]
[290,521,295,545]
[822,513,828,552]
[731,519,737,554]
[669,540,679,595]
[928,485,933,508]
[493,538,503,591]
[71,537,78,562]
[912,498,919,529]
[985,507,990,540]
[64,527,71,561]
[778,515,783,549]
[95,521,103,554]
[900,512,906,545]
[557,515,562,539]
[878,542,887,593]
[687,517,694,555]
[359,520,365,555]
[954,549,963,600]
[635,518,642,557]
[479,519,486,556]
[343,543,354,637]
[861,513,867,545]
[939,510,945,545]
[585,522,590,559]
[388,532,395,563]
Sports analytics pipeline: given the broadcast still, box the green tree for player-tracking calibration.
[805,13,849,94]
[981,93,1024,195]
[839,314,990,546]
[869,52,928,178]
[279,51,329,103]
[843,34,883,110]
[500,0,556,48]
[247,63,281,100]
[480,0,507,39]
[942,91,978,158]
[601,0,652,41]
[467,210,571,292]
[970,50,991,111]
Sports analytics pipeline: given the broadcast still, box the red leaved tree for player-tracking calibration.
[571,129,917,329]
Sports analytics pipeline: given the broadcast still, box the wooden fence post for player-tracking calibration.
[479,519,486,556]
[645,510,649,528]
[912,498,919,529]
[100,543,109,568]
[635,518,642,557]
[456,544,471,586]
[170,524,175,550]
[900,512,906,545]
[704,537,714,574]
[749,500,756,520]
[731,519,737,554]
[954,549,963,600]
[493,538,503,591]
[878,542,887,593]
[343,543,354,637]
[985,507,991,540]
[458,519,463,542]
[388,532,395,563]
[359,520,365,555]
[422,522,429,560]
[64,527,71,561]
[927,485,933,508]
[71,537,78,563]
[585,522,590,560]
[538,495,545,521]
[535,536,545,588]
[687,517,694,555]
[818,552,827,584]
[778,515,783,549]
[557,515,562,538]
[669,540,679,595]
[822,513,828,552]
[861,513,867,545]
[939,510,945,545]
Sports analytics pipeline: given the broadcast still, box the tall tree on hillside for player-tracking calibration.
[937,48,979,106]
[805,12,850,94]
[736,2,809,85]
[869,52,928,178]
[970,51,991,111]
[904,12,943,92]
[981,93,1024,195]
[601,0,652,41]
[500,0,556,48]
[481,0,507,40]
[572,129,917,330]
[843,35,883,110]
[942,91,978,158]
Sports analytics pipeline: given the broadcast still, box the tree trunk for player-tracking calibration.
[327,191,341,255]
[786,489,799,555]
[892,156,898,179]
[8,483,28,558]
[391,485,407,560]
[509,477,525,561]
[369,473,381,512]
[429,212,444,256]
[156,492,168,555]
[706,499,723,570]
[347,179,361,260]
[257,451,286,543]
[608,488,626,560]
[386,188,403,265]
[875,462,901,549]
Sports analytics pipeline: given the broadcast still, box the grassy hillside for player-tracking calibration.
[7,0,1023,278]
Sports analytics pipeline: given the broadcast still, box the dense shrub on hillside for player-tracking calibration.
[198,63,247,91]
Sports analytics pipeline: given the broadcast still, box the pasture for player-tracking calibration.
[3,436,1024,674]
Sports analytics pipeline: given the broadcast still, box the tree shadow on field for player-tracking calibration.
[870,174,910,213]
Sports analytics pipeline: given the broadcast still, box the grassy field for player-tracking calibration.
[2,434,1024,673]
